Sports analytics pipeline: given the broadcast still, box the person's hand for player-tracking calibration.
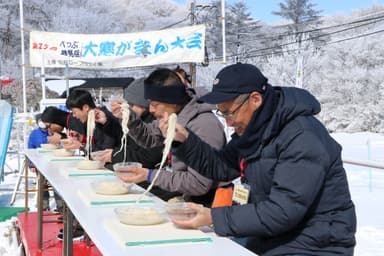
[94,108,107,125]
[47,132,61,144]
[170,203,213,229]
[67,130,82,142]
[62,139,81,150]
[92,149,112,163]
[159,112,189,142]
[110,100,124,119]
[115,167,148,184]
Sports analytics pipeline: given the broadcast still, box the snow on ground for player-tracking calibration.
[331,133,384,256]
[1,132,384,255]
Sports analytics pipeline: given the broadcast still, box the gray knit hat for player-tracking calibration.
[124,78,148,108]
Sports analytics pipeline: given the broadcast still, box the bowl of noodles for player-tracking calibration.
[40,143,59,150]
[53,148,75,157]
[77,159,104,170]
[91,179,131,195]
[113,162,142,178]
[114,204,167,225]
[165,202,197,221]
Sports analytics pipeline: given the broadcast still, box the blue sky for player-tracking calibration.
[173,0,384,23]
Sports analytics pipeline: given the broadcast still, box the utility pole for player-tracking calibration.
[295,31,303,88]
[295,55,303,88]
[19,0,27,114]
[235,22,240,63]
[221,0,226,63]
[41,54,46,99]
[189,0,197,88]
[19,0,28,149]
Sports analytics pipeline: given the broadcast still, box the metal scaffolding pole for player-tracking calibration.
[19,0,28,149]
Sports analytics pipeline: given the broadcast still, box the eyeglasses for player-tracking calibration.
[215,95,250,119]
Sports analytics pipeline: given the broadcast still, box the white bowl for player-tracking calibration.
[53,149,74,157]
[90,150,106,159]
[77,160,104,170]
[114,205,167,225]
[113,162,142,177]
[40,143,58,150]
[60,138,73,145]
[91,180,131,195]
[165,202,197,221]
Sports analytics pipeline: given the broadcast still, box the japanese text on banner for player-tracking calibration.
[29,25,205,69]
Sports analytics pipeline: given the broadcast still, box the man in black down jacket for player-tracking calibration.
[161,63,356,255]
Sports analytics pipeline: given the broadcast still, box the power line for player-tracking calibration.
[160,16,190,30]
[208,27,384,61]
[236,16,384,55]
[226,14,384,45]
[270,8,384,29]
[223,10,384,45]
[229,8,384,37]
[327,28,384,45]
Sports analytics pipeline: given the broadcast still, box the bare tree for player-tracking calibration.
[272,0,324,87]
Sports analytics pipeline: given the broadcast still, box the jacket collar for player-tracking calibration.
[236,86,321,160]
[176,89,215,127]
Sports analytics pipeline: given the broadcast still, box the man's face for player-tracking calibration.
[148,100,177,119]
[216,92,262,136]
[44,123,63,135]
[70,105,90,123]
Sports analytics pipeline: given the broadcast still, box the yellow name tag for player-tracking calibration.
[232,184,250,205]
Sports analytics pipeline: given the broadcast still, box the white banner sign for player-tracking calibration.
[29,25,205,69]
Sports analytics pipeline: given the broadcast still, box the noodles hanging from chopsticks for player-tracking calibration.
[113,102,130,162]
[86,109,96,159]
[139,113,177,200]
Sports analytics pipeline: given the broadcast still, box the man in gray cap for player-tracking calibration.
[95,77,161,166]
[110,68,228,207]
[159,63,356,255]
[123,77,150,116]
[95,77,182,201]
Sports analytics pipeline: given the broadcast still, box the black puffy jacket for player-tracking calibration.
[174,87,356,255]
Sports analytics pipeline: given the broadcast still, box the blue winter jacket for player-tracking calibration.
[28,128,49,168]
[28,128,49,149]
[173,87,356,255]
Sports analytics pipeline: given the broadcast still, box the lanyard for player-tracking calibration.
[239,158,248,184]
[167,152,172,167]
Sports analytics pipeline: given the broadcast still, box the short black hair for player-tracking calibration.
[144,68,191,105]
[41,106,68,127]
[65,90,96,109]
[35,113,42,124]
[144,68,184,87]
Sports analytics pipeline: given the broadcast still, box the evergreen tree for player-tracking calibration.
[203,1,266,63]
[272,0,326,49]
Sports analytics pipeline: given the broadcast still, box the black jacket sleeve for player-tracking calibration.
[99,107,124,140]
[93,125,117,151]
[111,135,163,169]
[173,131,240,182]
